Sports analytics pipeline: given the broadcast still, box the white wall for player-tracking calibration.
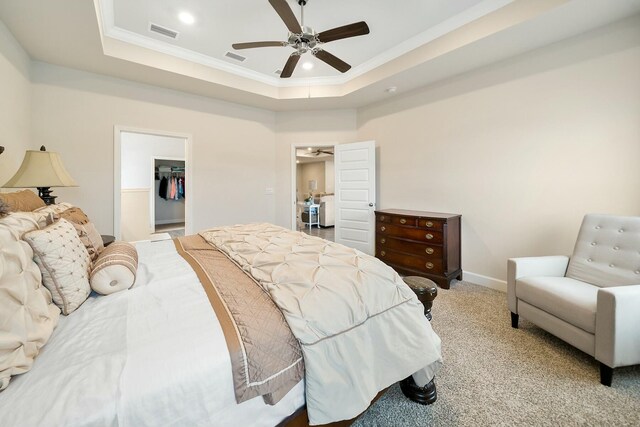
[275,110,358,228]
[121,132,184,189]
[0,20,31,185]
[357,17,640,283]
[324,160,335,194]
[30,62,277,234]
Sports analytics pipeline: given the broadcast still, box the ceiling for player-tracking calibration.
[110,0,488,80]
[1,0,639,111]
[296,147,333,163]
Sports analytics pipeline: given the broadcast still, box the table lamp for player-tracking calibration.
[3,146,78,205]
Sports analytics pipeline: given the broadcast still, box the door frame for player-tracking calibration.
[290,142,336,230]
[114,126,193,240]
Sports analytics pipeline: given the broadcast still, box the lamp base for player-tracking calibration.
[37,187,57,205]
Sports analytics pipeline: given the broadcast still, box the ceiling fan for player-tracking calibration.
[311,149,333,156]
[232,0,370,78]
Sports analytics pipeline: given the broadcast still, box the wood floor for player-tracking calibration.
[296,222,335,241]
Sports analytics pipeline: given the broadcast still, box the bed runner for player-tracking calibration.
[174,235,303,405]
[200,223,443,425]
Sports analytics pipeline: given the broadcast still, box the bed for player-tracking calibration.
[0,207,442,426]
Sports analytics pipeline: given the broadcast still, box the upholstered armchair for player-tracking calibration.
[508,214,640,386]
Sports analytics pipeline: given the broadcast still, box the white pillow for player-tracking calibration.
[90,242,138,295]
[23,218,92,315]
[0,213,60,390]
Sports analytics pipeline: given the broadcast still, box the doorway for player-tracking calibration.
[152,158,186,238]
[114,127,192,241]
[292,144,335,241]
[290,141,377,255]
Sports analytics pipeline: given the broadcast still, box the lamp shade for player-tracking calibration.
[3,149,77,188]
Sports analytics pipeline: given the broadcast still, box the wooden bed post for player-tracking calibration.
[400,276,439,405]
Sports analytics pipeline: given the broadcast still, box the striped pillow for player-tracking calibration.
[90,242,138,295]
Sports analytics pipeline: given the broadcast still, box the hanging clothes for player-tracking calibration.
[173,176,179,200]
[169,176,176,200]
[178,177,184,199]
[159,176,168,200]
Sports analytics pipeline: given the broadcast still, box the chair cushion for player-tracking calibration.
[566,214,640,288]
[516,276,597,333]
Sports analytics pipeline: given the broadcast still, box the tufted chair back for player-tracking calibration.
[566,214,640,288]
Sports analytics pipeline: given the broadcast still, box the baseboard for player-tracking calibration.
[463,271,507,293]
[155,219,185,225]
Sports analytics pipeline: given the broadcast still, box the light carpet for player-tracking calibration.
[353,281,640,426]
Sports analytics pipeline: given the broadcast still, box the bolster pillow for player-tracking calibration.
[90,242,138,295]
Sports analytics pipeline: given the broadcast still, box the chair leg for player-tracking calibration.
[510,312,519,329]
[600,363,613,387]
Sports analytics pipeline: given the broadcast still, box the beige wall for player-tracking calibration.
[30,62,277,235]
[0,21,31,185]
[300,161,326,197]
[275,110,358,228]
[357,18,640,283]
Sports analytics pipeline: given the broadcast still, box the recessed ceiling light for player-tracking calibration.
[307,147,312,151]
[296,160,300,164]
[302,62,314,70]
[178,12,195,25]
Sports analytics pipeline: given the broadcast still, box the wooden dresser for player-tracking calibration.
[375,209,462,289]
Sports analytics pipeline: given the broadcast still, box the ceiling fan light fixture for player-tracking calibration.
[178,12,195,25]
[302,61,314,70]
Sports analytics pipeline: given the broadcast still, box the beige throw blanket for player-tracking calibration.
[200,223,443,425]
[174,235,304,405]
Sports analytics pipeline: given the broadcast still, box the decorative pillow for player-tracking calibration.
[35,204,104,261]
[0,190,46,212]
[90,242,138,295]
[0,213,60,390]
[23,218,92,315]
[0,199,9,217]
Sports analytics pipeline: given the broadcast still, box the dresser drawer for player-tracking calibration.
[417,219,444,231]
[376,247,444,274]
[377,214,391,223]
[377,223,443,244]
[377,236,442,259]
[390,216,417,227]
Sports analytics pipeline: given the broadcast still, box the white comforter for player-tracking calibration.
[0,239,303,427]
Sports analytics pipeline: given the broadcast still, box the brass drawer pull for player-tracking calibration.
[380,251,386,257]
[381,226,386,232]
[425,247,434,255]
[425,221,434,227]
[380,215,385,221]
[381,238,386,244]
[425,262,434,269]
[400,218,407,224]
[425,233,433,240]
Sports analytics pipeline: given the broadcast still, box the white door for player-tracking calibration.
[334,141,376,255]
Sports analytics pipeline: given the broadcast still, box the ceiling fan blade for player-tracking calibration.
[232,41,285,50]
[280,54,301,78]
[314,50,351,73]
[269,0,301,34]
[317,21,370,44]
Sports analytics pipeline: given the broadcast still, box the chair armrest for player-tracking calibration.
[507,256,569,313]
[595,285,640,368]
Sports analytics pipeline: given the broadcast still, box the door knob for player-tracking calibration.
[368,203,374,207]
